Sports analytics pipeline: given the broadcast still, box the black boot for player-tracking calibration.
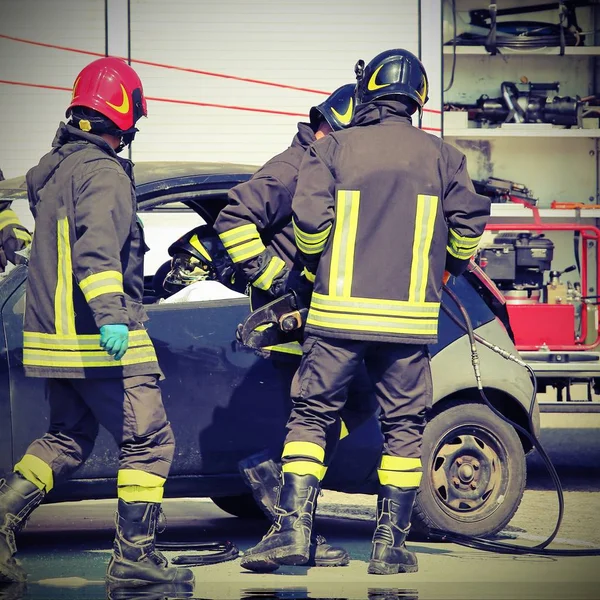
[106,499,195,587]
[368,485,419,575]
[240,472,319,572]
[0,473,45,583]
[239,452,349,568]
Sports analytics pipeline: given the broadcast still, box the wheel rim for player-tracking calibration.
[428,424,510,524]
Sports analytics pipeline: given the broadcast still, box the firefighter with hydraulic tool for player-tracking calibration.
[0,57,193,590]
[0,169,32,275]
[216,84,379,570]
[241,48,491,574]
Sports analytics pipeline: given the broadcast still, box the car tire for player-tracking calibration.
[413,401,526,538]
[210,494,268,520]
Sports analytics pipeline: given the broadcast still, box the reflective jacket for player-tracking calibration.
[0,203,31,272]
[292,101,491,345]
[214,122,315,305]
[23,123,160,379]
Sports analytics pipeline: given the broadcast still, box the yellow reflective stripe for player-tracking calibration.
[282,441,325,463]
[24,330,150,343]
[311,292,439,317]
[24,338,151,351]
[292,219,331,244]
[24,330,151,351]
[329,190,360,297]
[227,239,266,263]
[79,270,124,302]
[282,461,327,481]
[117,469,166,488]
[409,195,438,303]
[296,238,326,255]
[447,245,477,260]
[380,456,422,471]
[55,217,75,335]
[253,256,286,290]
[293,220,332,255]
[118,486,164,503]
[450,229,483,244]
[339,420,349,440]
[14,454,54,492]
[218,224,260,248]
[23,346,158,368]
[0,209,21,229]
[189,234,212,262]
[378,470,422,487]
[307,307,438,335]
[448,228,481,260]
[301,267,315,283]
[13,228,31,243]
[263,341,303,355]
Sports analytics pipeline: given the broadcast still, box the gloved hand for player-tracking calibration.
[287,270,314,309]
[442,270,451,285]
[266,266,291,299]
[99,324,129,361]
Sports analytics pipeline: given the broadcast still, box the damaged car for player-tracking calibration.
[0,162,538,538]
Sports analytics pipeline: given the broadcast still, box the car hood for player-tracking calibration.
[0,161,259,205]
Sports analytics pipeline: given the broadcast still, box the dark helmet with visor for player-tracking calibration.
[355,48,428,114]
[163,225,233,294]
[309,83,356,131]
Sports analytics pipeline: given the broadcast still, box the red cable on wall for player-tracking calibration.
[0,33,442,118]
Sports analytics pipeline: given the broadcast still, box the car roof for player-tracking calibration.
[0,161,259,202]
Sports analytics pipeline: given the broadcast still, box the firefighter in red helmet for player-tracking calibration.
[0,57,193,590]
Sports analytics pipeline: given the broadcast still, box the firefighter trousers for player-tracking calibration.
[272,357,378,465]
[285,335,431,460]
[17,375,175,489]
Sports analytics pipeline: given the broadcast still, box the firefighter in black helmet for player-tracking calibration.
[0,57,193,590]
[241,48,490,574]
[215,83,380,571]
[161,225,247,301]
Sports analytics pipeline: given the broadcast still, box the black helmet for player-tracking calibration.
[309,83,356,131]
[355,49,428,113]
[163,225,233,293]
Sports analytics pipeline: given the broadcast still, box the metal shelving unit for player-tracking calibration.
[445,127,600,138]
[442,45,600,56]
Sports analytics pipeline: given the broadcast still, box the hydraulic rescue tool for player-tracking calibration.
[237,265,600,558]
[444,81,584,127]
[236,290,307,350]
[473,177,538,206]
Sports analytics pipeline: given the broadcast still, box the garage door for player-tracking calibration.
[129,0,423,167]
[0,0,105,179]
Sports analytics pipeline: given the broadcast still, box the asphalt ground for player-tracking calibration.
[1,461,598,600]
[1,410,599,600]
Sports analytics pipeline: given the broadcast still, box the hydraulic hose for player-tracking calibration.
[436,283,600,557]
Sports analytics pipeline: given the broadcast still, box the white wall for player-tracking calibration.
[0,0,438,178]
[0,0,105,179]
[129,0,422,167]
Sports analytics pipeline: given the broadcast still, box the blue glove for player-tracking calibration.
[99,324,129,361]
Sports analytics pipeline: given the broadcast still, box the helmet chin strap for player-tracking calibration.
[115,128,138,153]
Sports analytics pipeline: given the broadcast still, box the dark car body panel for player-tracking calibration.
[0,162,536,504]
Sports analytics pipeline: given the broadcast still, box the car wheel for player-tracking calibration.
[413,401,526,538]
[211,493,268,520]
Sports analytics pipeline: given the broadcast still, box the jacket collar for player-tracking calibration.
[352,100,414,127]
[53,122,118,155]
[291,122,316,149]
[54,122,134,176]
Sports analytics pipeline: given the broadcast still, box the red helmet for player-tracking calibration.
[67,57,147,132]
